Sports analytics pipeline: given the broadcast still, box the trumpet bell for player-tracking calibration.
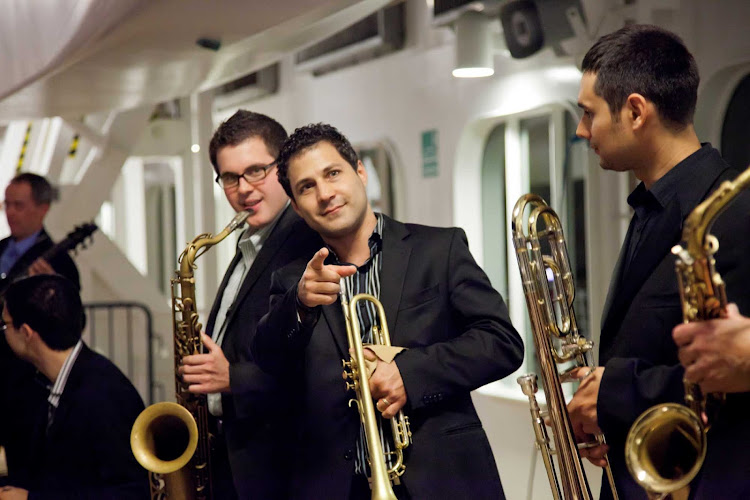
[625,403,707,495]
[130,401,199,475]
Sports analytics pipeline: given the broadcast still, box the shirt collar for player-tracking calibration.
[7,229,42,254]
[327,213,383,269]
[628,144,716,217]
[47,339,84,409]
[237,201,289,261]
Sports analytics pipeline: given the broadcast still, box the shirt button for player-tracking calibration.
[344,449,354,460]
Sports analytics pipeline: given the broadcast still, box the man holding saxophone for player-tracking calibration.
[177,110,321,499]
[567,25,750,499]
[254,123,524,499]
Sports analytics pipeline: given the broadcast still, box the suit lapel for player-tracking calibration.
[322,303,349,358]
[378,217,410,340]
[205,252,242,335]
[222,206,297,330]
[601,201,683,338]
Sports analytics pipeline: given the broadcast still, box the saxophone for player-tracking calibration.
[625,164,750,499]
[131,211,250,500]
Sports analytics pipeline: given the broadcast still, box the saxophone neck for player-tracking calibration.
[683,165,750,258]
[178,211,251,277]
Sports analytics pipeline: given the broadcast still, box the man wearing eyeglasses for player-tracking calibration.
[177,110,321,499]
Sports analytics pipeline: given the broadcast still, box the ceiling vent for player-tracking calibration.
[433,0,502,26]
[213,64,279,111]
[295,3,405,77]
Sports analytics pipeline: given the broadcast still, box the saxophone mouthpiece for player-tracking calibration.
[228,211,251,231]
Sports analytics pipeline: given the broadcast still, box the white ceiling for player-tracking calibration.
[0,0,391,121]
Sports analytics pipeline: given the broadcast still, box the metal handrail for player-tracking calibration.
[83,301,155,404]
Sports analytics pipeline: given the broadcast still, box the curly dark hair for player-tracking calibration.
[5,275,84,351]
[582,24,699,129]
[276,123,359,200]
[208,110,287,173]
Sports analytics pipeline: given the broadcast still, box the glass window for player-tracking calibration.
[721,73,750,170]
[480,106,588,388]
[356,143,396,216]
[481,124,508,299]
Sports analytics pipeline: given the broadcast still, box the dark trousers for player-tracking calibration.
[209,415,238,500]
[348,474,410,500]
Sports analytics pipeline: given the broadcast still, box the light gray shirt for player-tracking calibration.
[208,205,287,416]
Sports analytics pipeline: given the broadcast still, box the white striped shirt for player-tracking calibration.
[47,339,84,429]
[330,214,393,476]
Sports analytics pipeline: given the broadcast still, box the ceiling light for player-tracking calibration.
[453,10,495,79]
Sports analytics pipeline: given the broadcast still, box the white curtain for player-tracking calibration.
[0,0,147,102]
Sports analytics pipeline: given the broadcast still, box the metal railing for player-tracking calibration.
[83,301,155,404]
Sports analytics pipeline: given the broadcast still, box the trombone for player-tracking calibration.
[512,193,618,500]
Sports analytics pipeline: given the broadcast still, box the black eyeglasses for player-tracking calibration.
[215,163,276,189]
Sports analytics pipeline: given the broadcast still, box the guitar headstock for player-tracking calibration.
[59,222,98,254]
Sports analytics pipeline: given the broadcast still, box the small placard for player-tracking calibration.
[421,129,438,178]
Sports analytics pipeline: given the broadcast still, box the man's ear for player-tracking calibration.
[625,93,650,130]
[19,323,35,343]
[356,160,368,186]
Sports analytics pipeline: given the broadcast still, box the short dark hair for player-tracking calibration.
[5,275,84,351]
[582,24,699,129]
[10,173,58,205]
[276,123,359,199]
[208,110,287,174]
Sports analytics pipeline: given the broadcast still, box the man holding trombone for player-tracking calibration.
[567,25,750,499]
[254,123,523,499]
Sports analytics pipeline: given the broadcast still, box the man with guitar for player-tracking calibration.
[0,173,82,489]
[0,173,79,291]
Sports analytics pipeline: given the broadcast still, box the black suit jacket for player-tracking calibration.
[1,344,148,499]
[596,146,750,499]
[205,205,322,498]
[0,228,82,482]
[0,227,81,291]
[255,216,524,500]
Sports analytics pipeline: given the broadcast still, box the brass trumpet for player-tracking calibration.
[512,194,618,500]
[625,164,750,499]
[341,293,412,500]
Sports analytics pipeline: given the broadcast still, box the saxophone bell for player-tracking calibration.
[130,402,199,475]
[625,403,706,499]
